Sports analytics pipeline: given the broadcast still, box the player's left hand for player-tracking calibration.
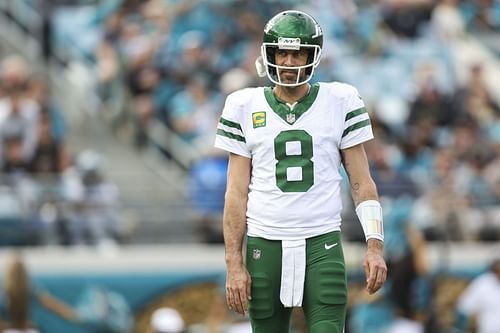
[364,239,387,294]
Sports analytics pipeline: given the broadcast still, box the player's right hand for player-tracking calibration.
[226,263,252,315]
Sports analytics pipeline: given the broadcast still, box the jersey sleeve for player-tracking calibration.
[214,91,251,158]
[339,86,374,150]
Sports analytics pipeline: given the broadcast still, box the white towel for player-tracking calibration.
[280,239,306,307]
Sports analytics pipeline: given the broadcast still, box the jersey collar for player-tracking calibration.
[264,83,320,125]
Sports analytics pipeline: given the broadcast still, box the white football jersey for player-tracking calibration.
[214,82,373,240]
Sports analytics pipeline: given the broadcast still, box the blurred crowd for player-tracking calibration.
[67,0,500,243]
[1,1,499,321]
[0,54,122,247]
[1,2,499,333]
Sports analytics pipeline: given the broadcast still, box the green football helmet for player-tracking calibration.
[256,10,323,87]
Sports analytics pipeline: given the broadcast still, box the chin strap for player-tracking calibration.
[255,56,267,78]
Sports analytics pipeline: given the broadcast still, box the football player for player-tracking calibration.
[214,10,387,333]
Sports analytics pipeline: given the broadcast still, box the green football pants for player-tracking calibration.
[246,231,347,333]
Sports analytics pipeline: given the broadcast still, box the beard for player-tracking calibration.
[278,68,306,84]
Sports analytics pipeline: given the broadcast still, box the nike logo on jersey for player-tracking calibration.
[324,242,338,250]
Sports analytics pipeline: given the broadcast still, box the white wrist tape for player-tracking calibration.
[355,200,384,242]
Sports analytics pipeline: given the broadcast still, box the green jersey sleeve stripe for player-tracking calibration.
[342,119,371,138]
[217,129,246,143]
[219,117,242,131]
[345,107,367,121]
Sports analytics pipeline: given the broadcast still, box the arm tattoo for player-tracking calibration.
[351,182,360,192]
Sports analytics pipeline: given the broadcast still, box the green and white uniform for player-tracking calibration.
[215,81,373,333]
[216,8,376,333]
[215,82,373,240]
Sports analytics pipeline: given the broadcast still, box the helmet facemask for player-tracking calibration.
[261,42,321,87]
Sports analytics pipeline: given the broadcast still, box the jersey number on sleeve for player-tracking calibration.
[274,130,314,192]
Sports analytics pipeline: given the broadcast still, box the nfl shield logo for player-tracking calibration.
[252,249,261,260]
[286,113,295,124]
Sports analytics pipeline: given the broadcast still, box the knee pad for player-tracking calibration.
[316,261,347,304]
